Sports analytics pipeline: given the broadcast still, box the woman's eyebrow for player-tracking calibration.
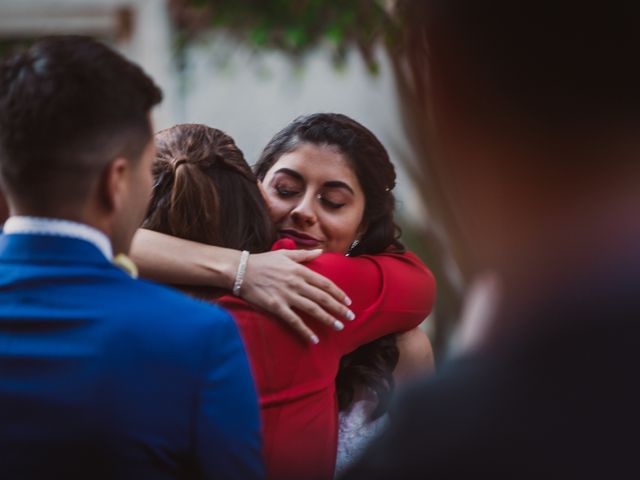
[273,168,304,182]
[323,181,354,195]
[273,168,354,194]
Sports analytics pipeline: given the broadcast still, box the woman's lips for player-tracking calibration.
[279,229,322,248]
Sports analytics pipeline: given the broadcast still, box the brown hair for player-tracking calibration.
[143,124,276,255]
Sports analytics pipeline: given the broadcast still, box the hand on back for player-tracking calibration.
[240,249,355,344]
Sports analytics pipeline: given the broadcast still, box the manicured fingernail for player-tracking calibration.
[310,334,320,345]
[345,310,355,321]
[344,296,352,306]
[333,320,344,331]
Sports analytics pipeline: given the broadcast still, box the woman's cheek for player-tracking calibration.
[266,197,290,223]
[327,216,354,242]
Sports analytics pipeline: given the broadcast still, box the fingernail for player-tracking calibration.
[333,320,344,331]
[310,334,320,345]
[345,310,355,321]
[343,296,352,306]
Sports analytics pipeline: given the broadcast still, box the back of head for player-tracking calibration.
[255,113,403,256]
[399,0,640,278]
[402,0,640,156]
[144,124,276,253]
[0,35,162,215]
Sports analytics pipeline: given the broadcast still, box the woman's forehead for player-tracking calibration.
[269,143,357,183]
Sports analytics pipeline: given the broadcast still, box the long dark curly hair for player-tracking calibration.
[255,113,404,419]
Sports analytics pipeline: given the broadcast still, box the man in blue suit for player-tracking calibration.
[0,36,263,479]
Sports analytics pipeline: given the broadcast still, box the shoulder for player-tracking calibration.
[362,251,436,316]
[102,272,240,342]
[368,356,503,475]
[307,251,435,296]
[391,347,530,454]
[303,251,436,320]
[373,251,436,289]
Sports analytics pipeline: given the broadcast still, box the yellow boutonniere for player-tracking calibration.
[113,253,139,279]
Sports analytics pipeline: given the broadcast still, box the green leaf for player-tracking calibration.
[284,26,307,48]
[249,26,269,47]
[174,0,397,75]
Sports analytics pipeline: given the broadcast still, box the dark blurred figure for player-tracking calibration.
[0,37,262,479]
[0,189,7,225]
[344,1,640,478]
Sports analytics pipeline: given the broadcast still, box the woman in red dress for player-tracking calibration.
[138,116,435,479]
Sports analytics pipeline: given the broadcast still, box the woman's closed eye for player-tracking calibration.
[274,183,300,197]
[318,192,347,209]
[276,188,296,197]
[319,196,345,209]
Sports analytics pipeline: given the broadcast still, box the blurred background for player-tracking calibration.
[0,0,468,355]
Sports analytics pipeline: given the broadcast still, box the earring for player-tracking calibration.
[345,239,360,257]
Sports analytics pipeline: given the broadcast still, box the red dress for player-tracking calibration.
[219,240,436,480]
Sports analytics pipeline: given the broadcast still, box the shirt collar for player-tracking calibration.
[3,216,113,260]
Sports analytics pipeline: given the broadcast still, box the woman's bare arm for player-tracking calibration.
[131,229,238,287]
[393,327,435,384]
[131,229,355,343]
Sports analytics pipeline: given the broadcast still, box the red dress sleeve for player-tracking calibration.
[272,239,436,355]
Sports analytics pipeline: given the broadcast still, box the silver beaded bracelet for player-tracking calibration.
[232,250,250,297]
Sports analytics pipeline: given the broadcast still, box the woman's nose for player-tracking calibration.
[290,194,317,226]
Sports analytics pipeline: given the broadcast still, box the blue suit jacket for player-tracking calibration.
[0,233,264,479]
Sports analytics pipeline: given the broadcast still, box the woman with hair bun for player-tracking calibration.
[136,116,435,479]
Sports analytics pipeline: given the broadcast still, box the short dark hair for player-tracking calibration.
[255,113,403,257]
[402,0,640,137]
[144,124,277,254]
[0,35,162,213]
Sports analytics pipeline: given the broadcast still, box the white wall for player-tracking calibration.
[0,0,179,129]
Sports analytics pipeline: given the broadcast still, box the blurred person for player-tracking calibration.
[0,36,262,479]
[343,0,640,478]
[139,118,436,479]
[0,189,7,225]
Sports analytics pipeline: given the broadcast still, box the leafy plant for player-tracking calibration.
[169,0,401,72]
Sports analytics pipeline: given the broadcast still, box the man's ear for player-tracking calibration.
[98,157,129,213]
